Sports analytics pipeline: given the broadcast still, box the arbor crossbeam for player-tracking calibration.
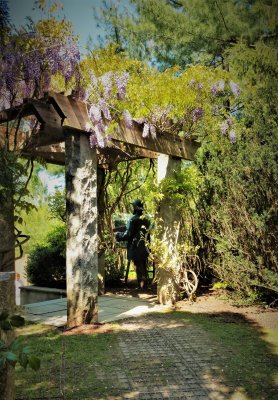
[0,91,199,163]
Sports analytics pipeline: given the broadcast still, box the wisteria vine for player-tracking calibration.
[78,68,241,149]
[0,31,80,110]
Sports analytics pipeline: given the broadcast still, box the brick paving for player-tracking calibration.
[78,314,277,400]
[16,311,278,399]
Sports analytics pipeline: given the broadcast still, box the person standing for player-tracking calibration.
[115,199,150,288]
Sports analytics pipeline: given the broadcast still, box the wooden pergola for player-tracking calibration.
[0,92,199,327]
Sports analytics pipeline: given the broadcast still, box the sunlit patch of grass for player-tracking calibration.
[16,322,57,337]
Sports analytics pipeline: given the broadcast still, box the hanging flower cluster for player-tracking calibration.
[0,32,80,110]
[78,47,241,149]
[221,117,237,143]
[81,71,131,148]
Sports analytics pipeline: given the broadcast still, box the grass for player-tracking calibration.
[172,311,278,399]
[15,311,278,400]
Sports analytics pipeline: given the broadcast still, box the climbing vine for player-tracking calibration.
[76,45,241,149]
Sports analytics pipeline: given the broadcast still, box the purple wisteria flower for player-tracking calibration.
[0,32,80,106]
[105,134,113,148]
[230,81,240,97]
[133,117,146,124]
[192,107,204,123]
[89,71,98,87]
[115,71,129,100]
[85,122,92,132]
[212,106,218,115]
[89,132,98,148]
[197,82,203,90]
[142,123,150,138]
[221,120,229,135]
[74,87,89,101]
[94,121,106,148]
[99,98,111,120]
[150,124,156,139]
[227,117,233,127]
[89,104,102,124]
[189,79,195,87]
[211,84,218,96]
[123,109,133,128]
[218,79,225,91]
[229,129,237,144]
[101,72,113,99]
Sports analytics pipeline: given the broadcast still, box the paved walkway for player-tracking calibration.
[16,311,278,400]
[23,294,169,326]
[18,293,278,399]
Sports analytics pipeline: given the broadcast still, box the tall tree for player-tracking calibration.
[99,0,275,69]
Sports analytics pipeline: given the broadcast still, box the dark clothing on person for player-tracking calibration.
[116,206,150,288]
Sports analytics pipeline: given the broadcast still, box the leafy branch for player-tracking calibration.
[0,312,40,371]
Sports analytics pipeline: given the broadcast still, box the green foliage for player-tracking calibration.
[0,312,40,371]
[0,151,36,221]
[212,282,228,290]
[157,163,202,207]
[48,189,66,222]
[26,225,66,288]
[101,0,276,69]
[81,45,236,142]
[104,248,125,285]
[96,0,278,303]
[20,205,63,254]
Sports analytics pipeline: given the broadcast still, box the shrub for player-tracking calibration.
[105,248,125,286]
[26,225,66,289]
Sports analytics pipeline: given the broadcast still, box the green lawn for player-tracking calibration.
[15,312,278,400]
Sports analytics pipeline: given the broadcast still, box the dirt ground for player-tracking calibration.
[175,290,278,331]
[107,283,278,331]
[62,283,278,336]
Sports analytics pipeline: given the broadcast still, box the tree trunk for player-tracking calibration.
[65,131,98,328]
[156,155,181,305]
[0,201,15,400]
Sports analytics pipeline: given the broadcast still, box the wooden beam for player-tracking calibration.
[47,91,88,131]
[1,92,200,160]
[48,92,199,160]
[113,124,199,160]
[22,143,66,165]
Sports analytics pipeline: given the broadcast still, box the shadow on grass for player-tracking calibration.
[15,311,278,400]
[173,311,278,399]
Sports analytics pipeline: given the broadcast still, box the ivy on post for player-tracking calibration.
[65,130,98,328]
[156,154,182,305]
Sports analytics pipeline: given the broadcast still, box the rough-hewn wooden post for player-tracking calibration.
[156,154,182,305]
[0,201,15,400]
[65,131,98,327]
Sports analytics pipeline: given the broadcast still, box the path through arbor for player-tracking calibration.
[0,92,199,327]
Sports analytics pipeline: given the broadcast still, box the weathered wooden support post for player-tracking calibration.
[65,131,98,327]
[156,154,182,305]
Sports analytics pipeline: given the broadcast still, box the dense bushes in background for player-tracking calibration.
[26,225,66,289]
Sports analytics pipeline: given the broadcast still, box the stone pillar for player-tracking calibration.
[65,131,98,328]
[97,167,105,295]
[156,154,182,305]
